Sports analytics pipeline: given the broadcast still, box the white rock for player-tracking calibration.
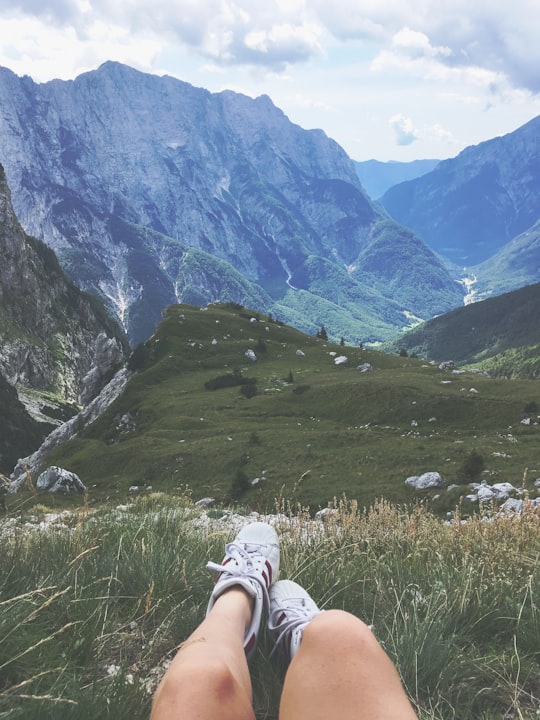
[491,482,517,499]
[36,466,87,494]
[296,349,305,356]
[357,363,372,372]
[477,485,495,501]
[245,349,257,362]
[334,355,348,365]
[405,472,445,490]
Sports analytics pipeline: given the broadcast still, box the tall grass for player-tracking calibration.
[1,495,538,719]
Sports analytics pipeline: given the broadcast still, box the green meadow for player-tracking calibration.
[25,302,540,515]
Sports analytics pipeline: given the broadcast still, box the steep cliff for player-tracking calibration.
[0,162,127,404]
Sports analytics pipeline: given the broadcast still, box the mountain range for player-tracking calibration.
[354,158,440,199]
[381,116,540,271]
[0,61,463,347]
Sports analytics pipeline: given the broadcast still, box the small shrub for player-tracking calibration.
[240,383,257,399]
[230,469,250,499]
[457,450,485,483]
[399,348,408,357]
[205,372,255,391]
[523,400,538,414]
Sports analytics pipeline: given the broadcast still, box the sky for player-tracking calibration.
[1,0,540,161]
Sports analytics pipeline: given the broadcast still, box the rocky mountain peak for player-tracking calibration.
[0,62,463,346]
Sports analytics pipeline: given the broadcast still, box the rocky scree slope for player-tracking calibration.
[0,62,462,346]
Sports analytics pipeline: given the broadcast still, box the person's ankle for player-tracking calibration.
[213,585,255,627]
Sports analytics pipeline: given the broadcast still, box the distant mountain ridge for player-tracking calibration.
[354,159,440,199]
[381,116,540,267]
[0,61,463,346]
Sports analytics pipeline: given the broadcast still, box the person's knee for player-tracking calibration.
[152,654,243,713]
[302,609,378,658]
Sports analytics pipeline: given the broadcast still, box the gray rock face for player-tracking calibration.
[0,163,126,404]
[10,367,131,490]
[36,466,87,494]
[0,62,462,346]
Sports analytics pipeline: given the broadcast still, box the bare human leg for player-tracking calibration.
[150,588,255,720]
[151,521,280,720]
[278,610,418,720]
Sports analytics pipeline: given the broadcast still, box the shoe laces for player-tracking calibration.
[207,541,271,596]
[268,596,320,654]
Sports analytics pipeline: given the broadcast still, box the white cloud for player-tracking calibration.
[0,1,540,160]
[390,114,419,146]
[391,27,451,60]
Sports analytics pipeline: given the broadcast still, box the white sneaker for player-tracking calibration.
[268,580,322,660]
[206,522,280,659]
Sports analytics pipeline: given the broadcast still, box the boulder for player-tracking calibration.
[357,363,372,372]
[405,472,445,490]
[245,350,257,362]
[439,361,455,371]
[35,466,87,494]
[334,355,348,365]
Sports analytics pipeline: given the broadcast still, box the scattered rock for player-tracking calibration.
[245,349,257,362]
[296,349,305,356]
[439,361,455,371]
[334,355,348,365]
[195,497,215,507]
[499,497,540,515]
[405,472,445,490]
[469,481,518,503]
[36,466,87,494]
[357,363,372,372]
[315,508,339,521]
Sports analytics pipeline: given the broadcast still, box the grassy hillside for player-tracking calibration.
[24,303,540,516]
[384,282,540,378]
[1,495,538,719]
